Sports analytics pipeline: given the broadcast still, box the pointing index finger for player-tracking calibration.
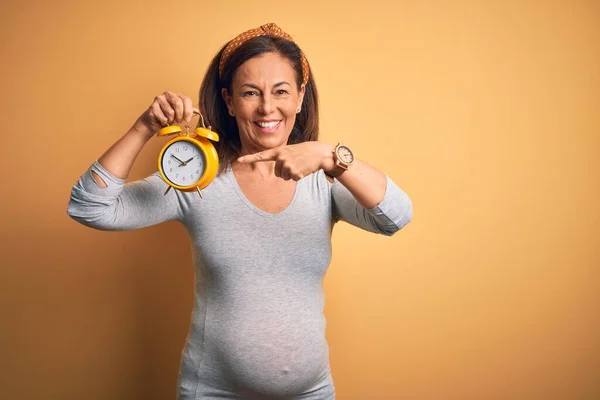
[237,149,278,163]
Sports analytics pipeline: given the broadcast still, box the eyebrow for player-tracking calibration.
[240,81,291,90]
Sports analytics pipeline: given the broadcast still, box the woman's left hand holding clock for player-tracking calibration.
[92,91,196,186]
[134,91,199,140]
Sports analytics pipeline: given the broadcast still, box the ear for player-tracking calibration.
[297,84,306,111]
[221,88,233,110]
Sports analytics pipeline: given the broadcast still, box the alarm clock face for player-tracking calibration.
[160,141,206,187]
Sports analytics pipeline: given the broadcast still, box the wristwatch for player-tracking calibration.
[324,143,355,183]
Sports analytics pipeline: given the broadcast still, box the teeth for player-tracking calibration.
[257,121,280,128]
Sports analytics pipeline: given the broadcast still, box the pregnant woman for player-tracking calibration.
[67,22,412,400]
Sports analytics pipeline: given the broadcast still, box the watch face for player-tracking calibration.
[161,141,206,187]
[337,145,354,164]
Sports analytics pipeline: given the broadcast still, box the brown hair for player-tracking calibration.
[198,35,319,171]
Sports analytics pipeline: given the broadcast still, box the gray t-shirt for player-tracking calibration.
[67,161,412,399]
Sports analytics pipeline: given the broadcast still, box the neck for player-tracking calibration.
[232,159,275,179]
[233,143,283,178]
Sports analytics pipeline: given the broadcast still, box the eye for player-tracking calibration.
[275,89,289,95]
[243,91,259,97]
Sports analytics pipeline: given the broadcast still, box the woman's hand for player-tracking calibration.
[134,91,198,139]
[94,92,198,182]
[237,141,336,181]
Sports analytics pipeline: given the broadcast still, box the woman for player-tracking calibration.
[67,23,412,400]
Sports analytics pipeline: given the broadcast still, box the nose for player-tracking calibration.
[258,93,275,115]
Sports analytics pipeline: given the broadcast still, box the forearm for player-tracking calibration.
[95,120,152,185]
[335,159,387,209]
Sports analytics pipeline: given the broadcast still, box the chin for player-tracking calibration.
[256,137,289,150]
[250,131,291,149]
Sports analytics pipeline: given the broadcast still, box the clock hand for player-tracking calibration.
[182,157,194,166]
[170,154,186,166]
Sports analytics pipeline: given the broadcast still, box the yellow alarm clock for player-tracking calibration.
[157,111,219,198]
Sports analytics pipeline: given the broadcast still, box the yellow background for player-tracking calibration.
[1,0,598,399]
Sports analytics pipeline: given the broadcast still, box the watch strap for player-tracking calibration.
[324,164,347,183]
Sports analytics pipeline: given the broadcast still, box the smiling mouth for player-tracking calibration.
[254,120,282,133]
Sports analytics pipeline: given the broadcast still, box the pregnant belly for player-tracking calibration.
[204,301,329,397]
